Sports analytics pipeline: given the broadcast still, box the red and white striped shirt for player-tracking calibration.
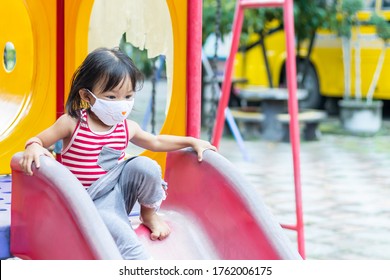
[62,110,129,188]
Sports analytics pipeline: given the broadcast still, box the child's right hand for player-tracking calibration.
[19,143,54,176]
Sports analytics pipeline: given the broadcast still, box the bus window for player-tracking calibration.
[382,0,390,9]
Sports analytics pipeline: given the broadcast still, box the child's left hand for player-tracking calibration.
[192,139,217,162]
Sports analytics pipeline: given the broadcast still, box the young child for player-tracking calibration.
[19,47,217,259]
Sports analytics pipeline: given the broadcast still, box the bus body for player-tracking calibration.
[233,0,390,108]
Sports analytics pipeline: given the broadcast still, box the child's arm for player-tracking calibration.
[19,114,76,175]
[127,120,217,161]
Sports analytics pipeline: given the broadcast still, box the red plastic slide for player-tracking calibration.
[10,150,300,259]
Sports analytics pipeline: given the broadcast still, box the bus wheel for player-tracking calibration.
[297,62,323,109]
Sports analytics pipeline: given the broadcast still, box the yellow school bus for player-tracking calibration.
[233,0,390,109]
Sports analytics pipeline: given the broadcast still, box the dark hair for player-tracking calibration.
[66,47,144,119]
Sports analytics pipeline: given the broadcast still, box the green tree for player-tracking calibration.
[334,0,364,99]
[366,13,390,103]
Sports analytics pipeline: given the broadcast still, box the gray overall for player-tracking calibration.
[87,147,166,260]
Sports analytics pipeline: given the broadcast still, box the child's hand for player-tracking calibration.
[19,143,54,176]
[192,139,217,162]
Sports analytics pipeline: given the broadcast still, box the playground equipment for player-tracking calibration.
[1,0,303,259]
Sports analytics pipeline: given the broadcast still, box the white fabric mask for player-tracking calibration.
[86,89,134,126]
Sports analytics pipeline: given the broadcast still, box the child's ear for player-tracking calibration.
[79,89,92,104]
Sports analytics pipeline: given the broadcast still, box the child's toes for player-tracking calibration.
[150,231,160,241]
[158,230,170,240]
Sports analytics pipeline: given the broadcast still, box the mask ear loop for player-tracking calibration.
[81,88,93,110]
[81,99,90,110]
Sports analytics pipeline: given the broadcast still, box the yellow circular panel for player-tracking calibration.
[0,0,56,174]
[0,0,34,138]
[72,0,187,174]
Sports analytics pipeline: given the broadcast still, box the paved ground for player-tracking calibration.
[134,80,390,260]
[218,125,390,260]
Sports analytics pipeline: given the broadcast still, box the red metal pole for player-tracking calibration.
[56,0,65,163]
[211,1,244,147]
[240,0,284,8]
[186,0,202,138]
[56,0,65,120]
[284,0,305,259]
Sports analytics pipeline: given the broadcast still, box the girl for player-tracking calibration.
[19,47,217,259]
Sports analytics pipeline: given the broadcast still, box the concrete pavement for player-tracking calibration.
[218,119,390,260]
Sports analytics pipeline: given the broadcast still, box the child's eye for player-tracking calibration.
[126,95,135,100]
[107,96,116,100]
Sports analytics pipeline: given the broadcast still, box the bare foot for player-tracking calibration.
[140,206,171,241]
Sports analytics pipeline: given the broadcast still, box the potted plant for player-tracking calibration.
[337,0,388,135]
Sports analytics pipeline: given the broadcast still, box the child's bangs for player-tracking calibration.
[100,64,130,92]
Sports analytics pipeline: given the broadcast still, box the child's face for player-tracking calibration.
[79,76,136,126]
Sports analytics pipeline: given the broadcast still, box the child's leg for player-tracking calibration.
[119,156,170,240]
[94,187,150,259]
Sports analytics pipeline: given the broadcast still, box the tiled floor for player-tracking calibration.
[218,130,390,259]
[0,176,11,259]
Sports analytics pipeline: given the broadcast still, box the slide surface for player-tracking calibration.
[10,150,300,260]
